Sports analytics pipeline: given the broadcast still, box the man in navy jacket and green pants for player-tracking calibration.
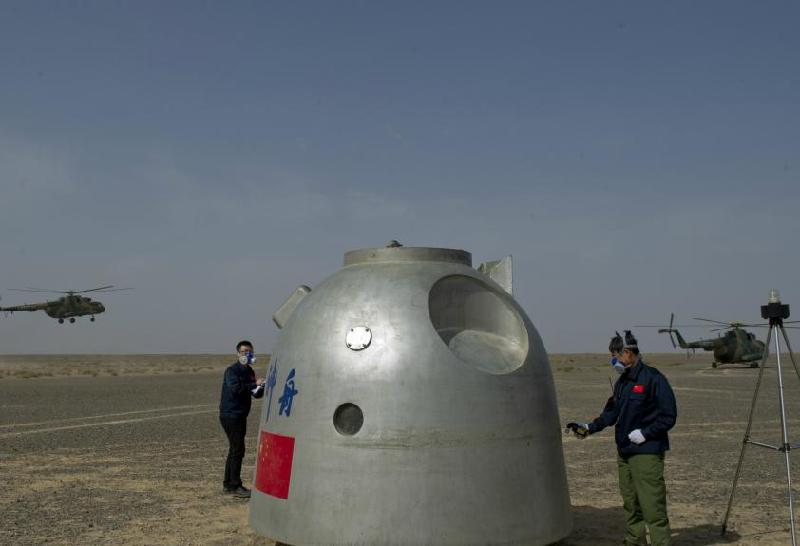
[567,331,677,546]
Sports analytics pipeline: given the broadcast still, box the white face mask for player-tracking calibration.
[238,351,256,365]
[611,356,625,374]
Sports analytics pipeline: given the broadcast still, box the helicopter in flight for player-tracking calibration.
[641,313,799,368]
[0,285,131,324]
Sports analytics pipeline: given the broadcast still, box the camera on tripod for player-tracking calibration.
[761,288,790,321]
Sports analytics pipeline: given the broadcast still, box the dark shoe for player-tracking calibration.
[230,486,251,498]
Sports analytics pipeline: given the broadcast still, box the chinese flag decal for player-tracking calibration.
[255,430,295,499]
[632,384,645,394]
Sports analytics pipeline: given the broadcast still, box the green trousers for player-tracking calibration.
[617,453,672,546]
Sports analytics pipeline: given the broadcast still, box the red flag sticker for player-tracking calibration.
[255,430,295,499]
[632,384,645,394]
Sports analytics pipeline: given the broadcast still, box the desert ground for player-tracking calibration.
[2,353,800,545]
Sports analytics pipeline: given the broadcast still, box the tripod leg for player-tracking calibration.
[780,324,800,383]
[777,325,799,545]
[721,324,773,536]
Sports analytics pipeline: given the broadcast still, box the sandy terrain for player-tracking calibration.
[2,353,800,545]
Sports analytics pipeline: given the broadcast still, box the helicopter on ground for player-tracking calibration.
[0,285,131,324]
[638,313,794,368]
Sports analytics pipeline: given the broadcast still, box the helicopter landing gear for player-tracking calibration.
[750,362,759,368]
[69,318,76,324]
[90,316,95,322]
[58,318,64,324]
[712,361,718,368]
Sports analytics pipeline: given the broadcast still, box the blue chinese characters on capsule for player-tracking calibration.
[264,360,279,422]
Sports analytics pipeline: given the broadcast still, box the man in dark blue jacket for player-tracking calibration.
[219,340,264,498]
[567,331,677,546]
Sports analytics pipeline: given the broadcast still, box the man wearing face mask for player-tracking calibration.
[566,331,677,546]
[609,330,626,374]
[219,340,265,498]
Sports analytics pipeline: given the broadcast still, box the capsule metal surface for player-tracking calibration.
[249,245,572,545]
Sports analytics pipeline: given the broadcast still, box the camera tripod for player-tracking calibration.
[721,291,800,545]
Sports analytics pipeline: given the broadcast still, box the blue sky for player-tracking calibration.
[1,1,798,354]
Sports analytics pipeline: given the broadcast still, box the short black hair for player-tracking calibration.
[624,346,640,356]
[236,340,254,352]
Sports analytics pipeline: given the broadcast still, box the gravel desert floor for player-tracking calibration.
[2,353,800,545]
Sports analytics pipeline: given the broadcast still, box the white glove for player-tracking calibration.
[628,429,646,445]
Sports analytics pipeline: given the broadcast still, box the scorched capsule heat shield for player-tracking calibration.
[249,245,572,545]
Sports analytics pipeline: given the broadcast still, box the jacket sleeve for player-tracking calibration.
[641,374,677,439]
[224,366,255,396]
[588,394,621,434]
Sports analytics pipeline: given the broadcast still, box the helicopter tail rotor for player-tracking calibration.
[656,313,678,348]
[669,313,677,348]
[658,329,678,348]
[638,313,698,349]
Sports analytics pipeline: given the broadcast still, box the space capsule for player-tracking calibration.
[249,244,572,545]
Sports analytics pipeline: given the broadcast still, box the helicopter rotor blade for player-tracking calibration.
[9,285,134,295]
[705,320,800,327]
[22,287,64,292]
[74,285,116,293]
[692,317,734,326]
[638,313,723,328]
[635,324,700,328]
[8,288,69,294]
[93,287,134,293]
[76,286,134,294]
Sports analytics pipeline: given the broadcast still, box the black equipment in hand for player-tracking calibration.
[565,422,589,439]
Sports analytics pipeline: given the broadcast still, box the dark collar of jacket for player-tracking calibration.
[622,359,644,382]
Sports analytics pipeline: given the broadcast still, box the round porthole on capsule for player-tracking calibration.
[333,403,363,436]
